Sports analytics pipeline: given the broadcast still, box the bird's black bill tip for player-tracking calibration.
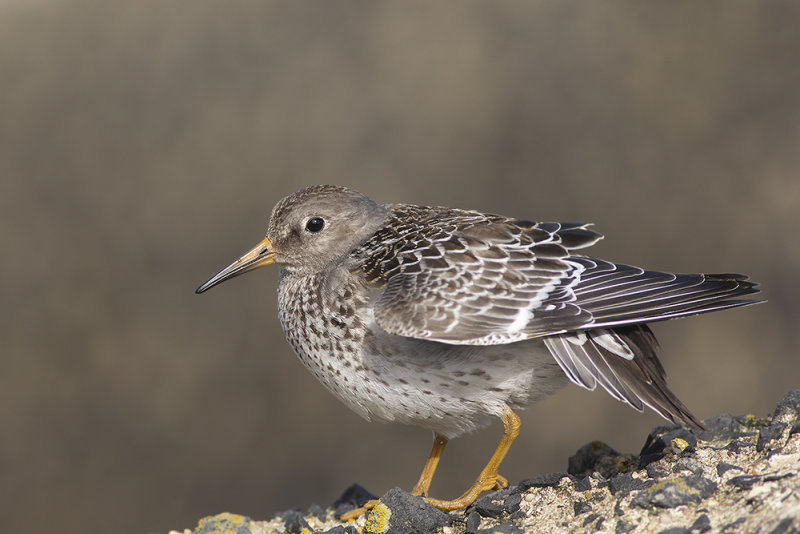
[195,274,223,294]
[194,237,277,296]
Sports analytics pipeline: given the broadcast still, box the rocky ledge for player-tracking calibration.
[171,391,800,534]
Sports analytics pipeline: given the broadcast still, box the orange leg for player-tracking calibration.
[340,433,449,521]
[340,499,379,522]
[411,434,449,496]
[424,405,519,511]
[341,406,520,520]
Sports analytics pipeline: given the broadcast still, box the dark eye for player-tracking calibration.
[305,217,325,233]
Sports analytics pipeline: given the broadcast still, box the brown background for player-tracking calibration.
[2,2,799,533]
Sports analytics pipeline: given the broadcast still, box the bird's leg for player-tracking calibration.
[339,499,379,522]
[411,434,449,496]
[341,408,520,520]
[340,434,449,521]
[424,405,520,512]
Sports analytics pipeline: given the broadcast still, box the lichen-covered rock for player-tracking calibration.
[331,483,377,518]
[362,487,456,534]
[193,513,254,534]
[170,391,800,534]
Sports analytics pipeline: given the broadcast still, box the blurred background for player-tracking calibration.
[2,1,799,533]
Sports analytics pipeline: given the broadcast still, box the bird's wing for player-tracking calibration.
[368,215,760,345]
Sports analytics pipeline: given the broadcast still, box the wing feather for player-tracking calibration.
[357,206,760,346]
[353,205,762,426]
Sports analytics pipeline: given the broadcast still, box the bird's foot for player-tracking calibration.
[339,471,507,520]
[492,473,509,490]
[410,481,429,497]
[423,471,508,511]
[339,499,378,522]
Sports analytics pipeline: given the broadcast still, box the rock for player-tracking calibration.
[639,426,697,468]
[279,509,312,534]
[773,390,800,420]
[631,476,716,509]
[646,464,670,479]
[315,527,358,534]
[362,487,455,534]
[715,463,742,477]
[582,512,603,527]
[503,493,522,515]
[464,511,481,533]
[729,472,794,492]
[728,474,761,491]
[469,492,505,519]
[568,441,636,478]
[757,422,788,452]
[572,476,592,492]
[331,483,377,518]
[724,439,756,453]
[307,503,327,521]
[573,501,591,516]
[194,513,252,534]
[769,517,798,534]
[608,472,653,495]
[476,524,523,534]
[722,518,747,531]
[174,390,800,534]
[689,514,711,533]
[568,441,619,474]
[517,472,571,490]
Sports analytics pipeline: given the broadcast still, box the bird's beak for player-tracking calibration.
[196,237,277,294]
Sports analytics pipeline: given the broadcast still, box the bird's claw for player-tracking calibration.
[339,499,379,522]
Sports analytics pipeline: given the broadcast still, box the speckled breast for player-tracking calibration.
[276,269,377,416]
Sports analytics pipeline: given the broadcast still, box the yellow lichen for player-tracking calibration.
[744,414,768,427]
[195,512,249,534]
[363,502,392,534]
[672,437,690,451]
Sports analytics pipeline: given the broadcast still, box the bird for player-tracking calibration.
[196,184,762,519]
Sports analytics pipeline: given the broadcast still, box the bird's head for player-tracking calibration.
[196,185,387,293]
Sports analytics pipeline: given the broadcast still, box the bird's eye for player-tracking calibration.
[305,217,325,233]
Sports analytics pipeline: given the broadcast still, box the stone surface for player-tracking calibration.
[331,483,377,518]
[170,391,800,534]
[757,423,789,452]
[193,513,253,534]
[631,476,716,509]
[688,514,711,533]
[517,472,572,489]
[306,503,327,522]
[280,509,312,534]
[364,487,456,534]
[316,526,358,534]
[568,441,625,477]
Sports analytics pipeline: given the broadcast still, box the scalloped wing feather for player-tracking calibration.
[363,206,759,346]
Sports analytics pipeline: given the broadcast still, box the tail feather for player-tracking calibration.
[545,324,704,429]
